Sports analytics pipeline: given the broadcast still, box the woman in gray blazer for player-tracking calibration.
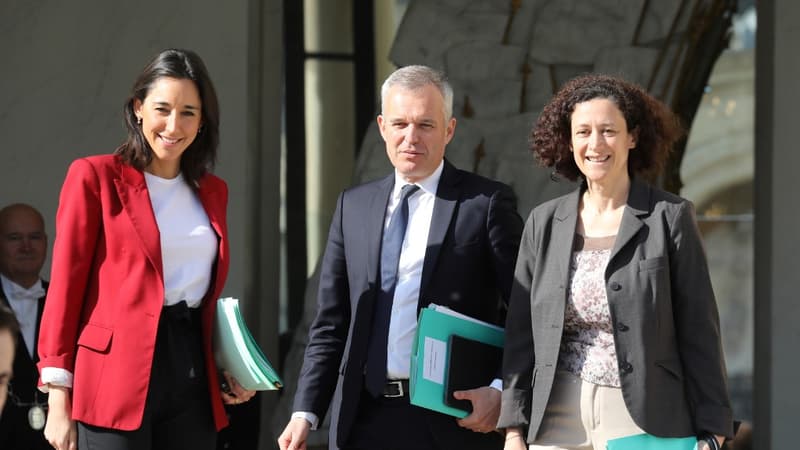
[498,74,732,450]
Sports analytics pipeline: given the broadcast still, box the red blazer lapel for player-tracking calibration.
[197,175,226,240]
[196,174,229,301]
[113,162,163,276]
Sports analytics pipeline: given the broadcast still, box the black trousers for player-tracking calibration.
[343,384,438,450]
[77,302,216,450]
[343,381,504,450]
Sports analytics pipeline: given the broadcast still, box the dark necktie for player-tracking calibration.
[365,184,420,397]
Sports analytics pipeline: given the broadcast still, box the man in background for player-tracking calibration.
[0,203,50,450]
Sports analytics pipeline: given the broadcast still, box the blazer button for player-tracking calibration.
[617,322,629,332]
[609,282,622,291]
[621,362,633,373]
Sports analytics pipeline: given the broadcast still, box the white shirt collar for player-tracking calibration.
[392,160,444,198]
[0,273,44,301]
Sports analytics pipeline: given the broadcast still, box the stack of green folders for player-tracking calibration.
[213,297,283,391]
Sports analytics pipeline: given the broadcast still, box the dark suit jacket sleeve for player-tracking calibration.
[669,201,733,437]
[485,185,524,382]
[497,211,536,429]
[488,185,525,305]
[292,192,351,418]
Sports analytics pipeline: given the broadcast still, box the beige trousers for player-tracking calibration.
[529,371,644,450]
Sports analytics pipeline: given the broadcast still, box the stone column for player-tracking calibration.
[754,0,800,448]
[304,0,356,275]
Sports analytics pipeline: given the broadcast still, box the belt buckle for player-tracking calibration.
[384,380,404,398]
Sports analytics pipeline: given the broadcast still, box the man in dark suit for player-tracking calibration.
[0,203,51,450]
[278,65,523,450]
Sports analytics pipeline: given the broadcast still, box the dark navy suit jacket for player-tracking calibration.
[293,161,523,449]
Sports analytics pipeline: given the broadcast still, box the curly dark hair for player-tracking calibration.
[532,73,683,182]
[116,48,220,187]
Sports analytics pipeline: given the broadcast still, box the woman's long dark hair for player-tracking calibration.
[116,48,220,186]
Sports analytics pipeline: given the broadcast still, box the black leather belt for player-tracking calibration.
[383,379,409,398]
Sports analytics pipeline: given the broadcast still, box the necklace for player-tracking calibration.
[7,382,48,430]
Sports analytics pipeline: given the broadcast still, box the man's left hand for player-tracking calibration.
[454,386,500,433]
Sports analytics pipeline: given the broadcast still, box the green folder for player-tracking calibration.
[409,304,504,418]
[606,433,697,450]
[213,297,283,391]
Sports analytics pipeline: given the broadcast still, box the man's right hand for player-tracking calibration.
[278,417,312,450]
[44,386,77,450]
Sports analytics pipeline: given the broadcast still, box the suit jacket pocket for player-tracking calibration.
[77,323,113,353]
[655,358,684,381]
[638,256,668,272]
[452,238,481,251]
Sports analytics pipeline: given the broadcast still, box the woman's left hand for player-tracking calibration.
[220,371,256,405]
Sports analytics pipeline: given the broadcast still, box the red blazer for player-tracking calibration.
[37,154,230,431]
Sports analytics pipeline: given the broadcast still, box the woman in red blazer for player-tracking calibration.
[37,49,254,450]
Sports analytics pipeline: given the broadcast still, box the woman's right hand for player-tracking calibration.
[45,386,77,450]
[504,427,527,450]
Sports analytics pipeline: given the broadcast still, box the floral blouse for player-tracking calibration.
[557,234,621,387]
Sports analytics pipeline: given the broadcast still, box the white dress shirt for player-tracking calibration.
[1,274,45,358]
[383,164,440,379]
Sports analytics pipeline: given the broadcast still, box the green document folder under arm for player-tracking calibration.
[213,297,283,391]
[409,304,504,418]
[606,434,697,450]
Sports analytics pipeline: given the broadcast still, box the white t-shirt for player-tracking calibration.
[144,172,218,307]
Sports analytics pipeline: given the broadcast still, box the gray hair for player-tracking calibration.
[380,65,454,121]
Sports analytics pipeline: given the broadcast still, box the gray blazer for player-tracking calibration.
[498,179,733,441]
